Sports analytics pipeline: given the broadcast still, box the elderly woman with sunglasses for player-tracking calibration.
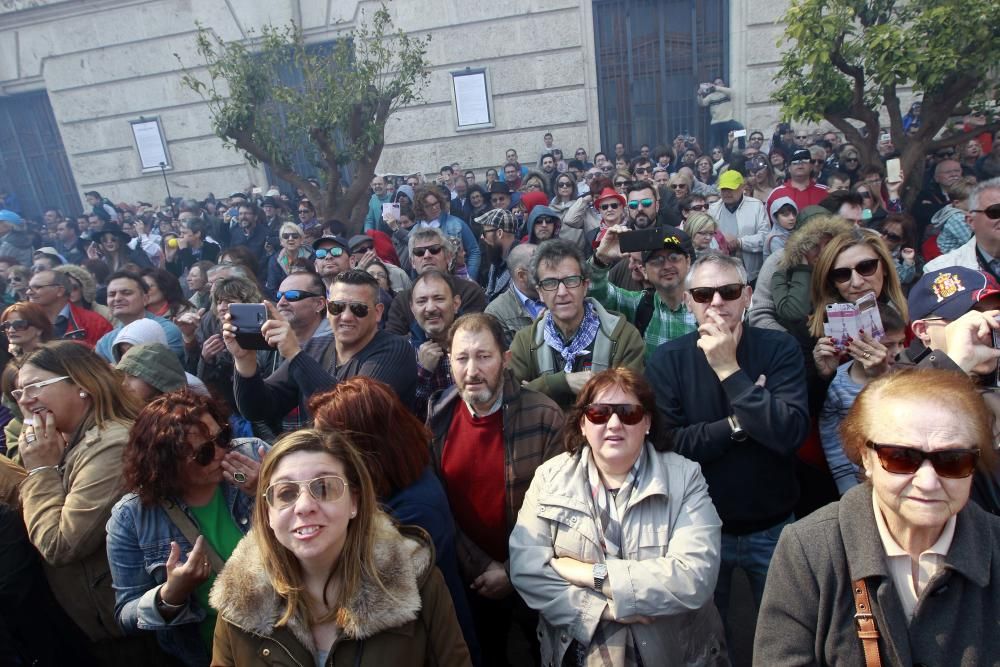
[106,390,267,666]
[755,368,1000,665]
[510,368,726,667]
[210,429,472,666]
[265,222,313,295]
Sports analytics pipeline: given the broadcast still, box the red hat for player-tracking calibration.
[593,187,626,209]
[519,191,549,215]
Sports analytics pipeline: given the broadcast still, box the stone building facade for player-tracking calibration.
[0,0,792,217]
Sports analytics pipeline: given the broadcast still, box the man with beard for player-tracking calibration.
[428,312,563,666]
[312,235,352,292]
[232,202,270,267]
[409,270,462,414]
[525,205,560,244]
[479,208,520,302]
[625,182,660,230]
[590,226,698,357]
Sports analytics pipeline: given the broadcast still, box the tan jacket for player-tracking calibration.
[0,455,25,507]
[211,517,471,667]
[18,420,132,642]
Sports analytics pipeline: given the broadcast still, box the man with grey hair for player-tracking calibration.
[509,239,645,408]
[385,226,487,335]
[645,252,808,651]
[924,177,1000,277]
[484,243,541,345]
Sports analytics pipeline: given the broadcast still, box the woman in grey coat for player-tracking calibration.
[509,368,727,667]
[755,368,1000,666]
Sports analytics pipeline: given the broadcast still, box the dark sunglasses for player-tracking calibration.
[830,258,880,284]
[297,209,311,214]
[971,203,1000,220]
[1,319,30,332]
[810,159,825,165]
[600,203,620,211]
[633,167,651,174]
[190,426,233,466]
[314,247,345,259]
[687,283,744,303]
[670,184,686,189]
[557,181,575,188]
[866,442,979,479]
[859,191,873,199]
[880,231,903,243]
[614,181,629,187]
[350,246,374,255]
[413,244,444,257]
[843,156,859,162]
[328,301,371,317]
[689,204,708,211]
[584,403,646,425]
[935,151,956,159]
[281,233,301,240]
[277,290,322,302]
[627,199,655,210]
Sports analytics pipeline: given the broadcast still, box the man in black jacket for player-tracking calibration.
[645,253,808,650]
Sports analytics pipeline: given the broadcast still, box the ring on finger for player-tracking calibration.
[233,471,247,484]
[863,351,871,359]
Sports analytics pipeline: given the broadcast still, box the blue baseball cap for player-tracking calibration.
[908,267,1000,321]
[0,209,23,226]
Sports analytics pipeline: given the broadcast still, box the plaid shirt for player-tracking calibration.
[588,260,697,358]
[410,335,453,416]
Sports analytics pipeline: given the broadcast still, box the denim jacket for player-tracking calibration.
[105,438,266,667]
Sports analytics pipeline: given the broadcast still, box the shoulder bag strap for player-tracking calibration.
[852,577,883,667]
[161,500,226,574]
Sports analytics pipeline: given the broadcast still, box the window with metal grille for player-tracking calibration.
[593,0,728,154]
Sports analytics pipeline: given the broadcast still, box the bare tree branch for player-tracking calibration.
[927,121,1000,152]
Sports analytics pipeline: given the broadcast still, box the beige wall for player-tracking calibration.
[1,0,803,207]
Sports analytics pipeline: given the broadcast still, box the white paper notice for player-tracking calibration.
[131,119,169,171]
[453,72,490,127]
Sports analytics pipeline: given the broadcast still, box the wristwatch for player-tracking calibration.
[593,563,608,592]
[728,415,748,442]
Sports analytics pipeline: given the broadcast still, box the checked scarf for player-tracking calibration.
[543,301,600,372]
[577,445,646,667]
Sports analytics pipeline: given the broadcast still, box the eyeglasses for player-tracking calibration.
[687,283,745,303]
[1,319,30,332]
[26,283,59,291]
[670,184,687,189]
[350,246,374,256]
[790,159,810,165]
[811,159,826,165]
[584,403,646,425]
[537,275,585,291]
[189,426,233,466]
[277,290,322,302]
[633,167,650,174]
[297,209,311,215]
[314,247,345,259]
[970,204,1000,220]
[614,181,629,187]
[843,156,859,162]
[858,191,873,199]
[281,233,301,240]
[599,203,620,211]
[12,375,70,402]
[328,301,371,317]
[264,475,349,509]
[935,151,956,159]
[829,258,880,284]
[866,442,979,479]
[627,199,655,210]
[689,204,708,211]
[535,218,556,226]
[412,244,444,257]
[558,182,574,188]
[645,252,686,267]
[880,231,903,243]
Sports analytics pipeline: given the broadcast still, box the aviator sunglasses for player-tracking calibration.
[584,403,647,425]
[265,475,349,509]
[866,442,979,479]
[327,301,370,317]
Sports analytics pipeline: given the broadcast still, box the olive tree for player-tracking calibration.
[178,4,430,228]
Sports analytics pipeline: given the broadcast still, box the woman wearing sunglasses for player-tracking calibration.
[14,341,170,660]
[107,390,267,666]
[510,368,726,666]
[1,302,52,362]
[210,428,472,666]
[808,229,909,381]
[265,222,313,295]
[755,368,1000,664]
[877,213,922,291]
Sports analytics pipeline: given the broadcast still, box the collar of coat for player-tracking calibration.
[838,483,991,588]
[428,369,520,422]
[210,515,433,651]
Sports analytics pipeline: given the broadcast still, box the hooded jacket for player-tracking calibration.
[765,195,798,258]
[210,517,472,667]
[0,228,33,267]
[525,205,562,244]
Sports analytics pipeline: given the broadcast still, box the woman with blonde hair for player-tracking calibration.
[265,222,312,294]
[211,429,471,666]
[684,212,726,257]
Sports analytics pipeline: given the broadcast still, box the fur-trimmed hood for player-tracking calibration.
[778,214,853,270]
[210,514,433,652]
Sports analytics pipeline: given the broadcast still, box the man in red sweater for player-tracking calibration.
[428,312,564,667]
[767,148,829,213]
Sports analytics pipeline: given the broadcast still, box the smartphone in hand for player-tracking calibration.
[228,303,270,350]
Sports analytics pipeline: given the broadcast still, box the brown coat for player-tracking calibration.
[18,420,131,642]
[210,517,471,667]
[0,455,25,507]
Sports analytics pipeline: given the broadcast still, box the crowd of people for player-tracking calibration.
[0,115,999,667]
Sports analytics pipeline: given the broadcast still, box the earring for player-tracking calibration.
[350,511,357,518]
[79,391,87,399]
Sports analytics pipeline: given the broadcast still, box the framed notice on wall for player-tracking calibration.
[451,68,494,131]
[129,117,172,172]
